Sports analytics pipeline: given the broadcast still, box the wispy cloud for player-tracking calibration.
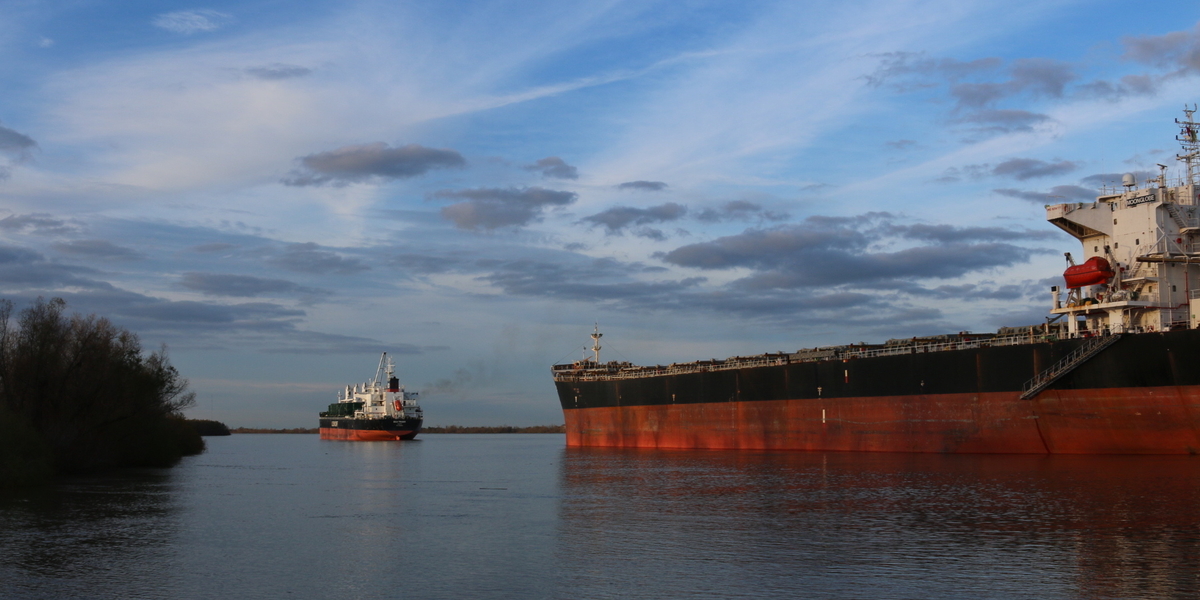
[269,243,369,275]
[180,272,328,298]
[284,143,466,186]
[0,213,74,235]
[662,214,1048,290]
[695,200,788,223]
[52,240,144,261]
[525,156,578,180]
[582,203,687,234]
[434,187,578,230]
[937,158,1079,182]
[617,180,668,191]
[956,109,1052,134]
[991,157,1079,180]
[0,122,36,157]
[245,63,312,80]
[995,185,1096,203]
[152,10,234,35]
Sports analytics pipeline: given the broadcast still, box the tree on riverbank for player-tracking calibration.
[0,298,203,486]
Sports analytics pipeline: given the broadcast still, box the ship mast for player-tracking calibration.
[590,324,602,364]
[1177,104,1199,184]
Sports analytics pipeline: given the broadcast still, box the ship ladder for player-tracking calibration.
[1020,334,1122,400]
[1165,203,1190,231]
[1164,203,1200,237]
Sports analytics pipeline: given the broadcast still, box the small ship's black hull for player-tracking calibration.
[318,416,423,441]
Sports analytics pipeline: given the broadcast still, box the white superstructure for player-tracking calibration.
[333,352,423,420]
[1047,106,1200,336]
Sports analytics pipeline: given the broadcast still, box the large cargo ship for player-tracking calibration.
[320,353,423,441]
[552,107,1200,454]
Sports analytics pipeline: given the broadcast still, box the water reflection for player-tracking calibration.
[0,470,181,599]
[556,449,1200,600]
[5,437,1200,599]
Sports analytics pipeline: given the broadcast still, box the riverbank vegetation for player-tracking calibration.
[0,298,203,488]
[186,419,231,436]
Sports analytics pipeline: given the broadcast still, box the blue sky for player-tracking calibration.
[3,0,1200,427]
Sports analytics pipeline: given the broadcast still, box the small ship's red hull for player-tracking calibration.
[564,385,1200,454]
[319,427,419,441]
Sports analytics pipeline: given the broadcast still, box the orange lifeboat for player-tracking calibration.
[1063,256,1115,289]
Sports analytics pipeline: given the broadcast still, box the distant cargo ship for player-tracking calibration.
[320,353,423,441]
[552,107,1200,454]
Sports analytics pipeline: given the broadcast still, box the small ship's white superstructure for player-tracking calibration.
[334,353,423,421]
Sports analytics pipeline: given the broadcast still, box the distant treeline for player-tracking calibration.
[0,298,204,489]
[423,425,565,433]
[231,427,319,434]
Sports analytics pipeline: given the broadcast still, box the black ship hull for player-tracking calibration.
[554,330,1200,453]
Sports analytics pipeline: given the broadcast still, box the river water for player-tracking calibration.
[2,434,1200,599]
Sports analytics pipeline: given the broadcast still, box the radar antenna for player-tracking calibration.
[590,324,603,364]
[1176,104,1199,184]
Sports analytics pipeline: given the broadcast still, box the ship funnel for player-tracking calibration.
[1122,173,1136,189]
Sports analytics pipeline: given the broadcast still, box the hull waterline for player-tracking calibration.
[318,425,420,441]
[563,386,1200,454]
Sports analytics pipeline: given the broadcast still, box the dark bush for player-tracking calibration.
[0,298,203,479]
[186,419,232,436]
[0,404,55,488]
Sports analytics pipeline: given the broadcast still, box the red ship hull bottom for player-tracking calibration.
[564,385,1200,454]
[319,427,418,441]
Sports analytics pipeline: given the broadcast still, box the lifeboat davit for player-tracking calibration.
[1063,256,1115,289]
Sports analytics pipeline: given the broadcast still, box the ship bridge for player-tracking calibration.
[1046,107,1200,336]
